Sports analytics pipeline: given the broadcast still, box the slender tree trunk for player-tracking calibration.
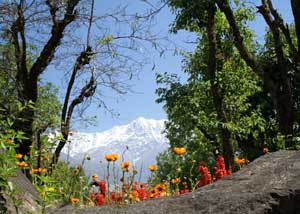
[265,74,293,147]
[206,4,233,169]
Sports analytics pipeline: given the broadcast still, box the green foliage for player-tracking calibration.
[33,161,90,208]
[34,82,61,132]
[0,107,28,210]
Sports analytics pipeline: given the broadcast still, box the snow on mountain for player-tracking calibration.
[61,117,169,181]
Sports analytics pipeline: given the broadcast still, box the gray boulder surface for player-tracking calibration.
[0,170,41,214]
[46,150,300,214]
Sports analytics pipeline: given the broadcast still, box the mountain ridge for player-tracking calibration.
[61,117,169,181]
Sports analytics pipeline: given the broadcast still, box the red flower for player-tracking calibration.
[136,188,147,200]
[89,193,105,206]
[180,188,189,194]
[98,180,107,194]
[227,165,232,175]
[180,183,189,194]
[110,191,123,202]
[214,155,228,180]
[198,165,212,187]
[96,193,105,205]
[263,147,269,154]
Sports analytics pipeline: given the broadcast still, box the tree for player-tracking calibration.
[215,0,300,147]
[160,0,264,168]
[0,0,81,178]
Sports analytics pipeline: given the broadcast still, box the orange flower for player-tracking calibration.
[154,184,166,192]
[70,197,80,204]
[16,161,28,167]
[104,153,119,162]
[148,165,157,172]
[171,177,181,184]
[40,148,47,153]
[173,147,186,155]
[39,168,48,173]
[30,168,38,174]
[92,174,98,181]
[40,156,50,161]
[263,147,269,153]
[234,157,248,165]
[29,168,47,174]
[120,161,130,171]
[15,153,23,159]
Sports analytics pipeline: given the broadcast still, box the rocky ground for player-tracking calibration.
[0,170,41,214]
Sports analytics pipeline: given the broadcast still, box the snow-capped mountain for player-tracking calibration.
[60,117,169,181]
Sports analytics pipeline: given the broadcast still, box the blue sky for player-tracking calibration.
[42,0,293,132]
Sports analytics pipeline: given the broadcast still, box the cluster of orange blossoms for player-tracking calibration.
[173,147,186,155]
[16,161,28,167]
[104,153,119,162]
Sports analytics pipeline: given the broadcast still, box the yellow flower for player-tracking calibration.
[15,153,23,159]
[148,165,157,172]
[120,161,130,171]
[16,161,28,167]
[6,138,13,144]
[104,153,119,161]
[173,147,186,155]
[70,197,80,204]
[46,187,55,192]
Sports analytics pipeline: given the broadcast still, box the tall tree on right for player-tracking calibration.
[215,0,300,147]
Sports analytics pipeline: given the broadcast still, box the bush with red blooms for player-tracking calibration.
[98,180,107,194]
[214,155,230,180]
[110,191,123,203]
[198,155,232,187]
[180,183,189,194]
[132,182,147,201]
[89,193,105,205]
[197,162,212,187]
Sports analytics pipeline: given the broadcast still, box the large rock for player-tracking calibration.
[0,170,41,214]
[48,150,300,214]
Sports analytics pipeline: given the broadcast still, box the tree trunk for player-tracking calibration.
[206,4,233,169]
